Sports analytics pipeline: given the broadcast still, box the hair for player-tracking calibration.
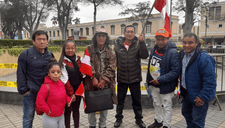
[32,30,48,41]
[183,33,200,44]
[92,32,110,49]
[46,58,62,73]
[124,25,135,33]
[59,39,76,65]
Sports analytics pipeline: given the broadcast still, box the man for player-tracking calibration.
[83,28,117,128]
[146,29,180,128]
[114,25,148,128]
[180,33,216,128]
[17,30,54,128]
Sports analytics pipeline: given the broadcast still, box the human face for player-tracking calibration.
[183,36,198,53]
[48,65,62,82]
[124,27,136,41]
[96,33,106,46]
[155,36,169,48]
[32,34,48,52]
[65,42,76,57]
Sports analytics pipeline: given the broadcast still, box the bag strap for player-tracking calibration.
[45,84,50,101]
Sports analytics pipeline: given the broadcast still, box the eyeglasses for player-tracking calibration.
[125,31,135,34]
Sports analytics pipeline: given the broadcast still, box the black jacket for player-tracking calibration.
[114,36,148,84]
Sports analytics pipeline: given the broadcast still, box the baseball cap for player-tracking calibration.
[155,29,169,38]
[96,28,107,34]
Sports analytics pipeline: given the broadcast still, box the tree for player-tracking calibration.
[23,0,51,39]
[83,0,123,34]
[47,0,79,39]
[72,17,80,24]
[119,1,152,40]
[173,0,216,35]
[4,0,26,39]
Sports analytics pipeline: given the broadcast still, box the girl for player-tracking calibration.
[36,58,72,128]
[59,40,83,128]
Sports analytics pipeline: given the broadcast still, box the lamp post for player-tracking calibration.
[205,15,207,44]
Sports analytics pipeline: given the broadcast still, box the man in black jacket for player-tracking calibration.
[114,25,149,128]
[17,30,53,128]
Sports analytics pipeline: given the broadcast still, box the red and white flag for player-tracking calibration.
[154,0,172,37]
[79,48,93,77]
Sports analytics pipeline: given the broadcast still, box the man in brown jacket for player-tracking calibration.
[84,28,117,128]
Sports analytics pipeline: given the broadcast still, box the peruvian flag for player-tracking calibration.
[154,0,172,37]
[79,48,93,77]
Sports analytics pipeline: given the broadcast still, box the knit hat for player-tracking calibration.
[155,29,170,38]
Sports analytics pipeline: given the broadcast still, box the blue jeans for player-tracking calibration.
[182,94,208,128]
[22,91,37,128]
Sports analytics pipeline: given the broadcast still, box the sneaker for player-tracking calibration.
[136,120,146,128]
[114,119,122,127]
[147,119,163,128]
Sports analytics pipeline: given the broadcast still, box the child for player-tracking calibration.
[36,58,72,128]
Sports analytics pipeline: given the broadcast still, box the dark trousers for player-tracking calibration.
[64,96,82,128]
[182,94,208,128]
[115,82,143,121]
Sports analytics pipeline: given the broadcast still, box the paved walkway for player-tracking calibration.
[0,102,225,128]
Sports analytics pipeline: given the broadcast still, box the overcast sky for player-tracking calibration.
[45,0,184,27]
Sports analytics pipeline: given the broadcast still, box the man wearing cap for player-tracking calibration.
[114,25,148,128]
[180,33,216,128]
[146,29,180,128]
[84,28,117,128]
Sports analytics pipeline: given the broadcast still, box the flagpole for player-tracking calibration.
[141,0,157,34]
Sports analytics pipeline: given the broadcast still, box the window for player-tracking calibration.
[193,27,195,33]
[27,33,28,38]
[71,29,74,36]
[101,26,104,28]
[92,27,94,35]
[215,6,221,20]
[57,30,60,37]
[146,21,152,33]
[179,25,182,34]
[111,25,115,35]
[67,29,69,36]
[49,31,52,37]
[219,24,223,28]
[207,25,209,28]
[86,27,89,36]
[121,24,126,34]
[133,23,138,33]
[80,28,83,36]
[53,31,55,37]
[209,6,221,20]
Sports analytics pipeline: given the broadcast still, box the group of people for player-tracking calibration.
[17,25,216,128]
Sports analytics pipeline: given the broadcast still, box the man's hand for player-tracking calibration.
[138,34,144,42]
[23,91,29,96]
[71,94,76,102]
[150,79,160,85]
[194,96,205,106]
[92,77,98,87]
[98,79,106,89]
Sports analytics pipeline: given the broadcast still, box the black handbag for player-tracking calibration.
[84,88,113,113]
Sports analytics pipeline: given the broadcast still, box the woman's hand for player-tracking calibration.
[98,79,105,89]
[92,77,98,87]
[48,110,51,115]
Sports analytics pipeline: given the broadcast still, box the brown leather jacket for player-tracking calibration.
[83,44,117,104]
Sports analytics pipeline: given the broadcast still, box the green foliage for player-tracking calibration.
[0,39,33,47]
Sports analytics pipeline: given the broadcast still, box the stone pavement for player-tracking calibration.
[0,102,225,128]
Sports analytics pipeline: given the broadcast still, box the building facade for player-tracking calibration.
[23,13,187,46]
[200,1,225,45]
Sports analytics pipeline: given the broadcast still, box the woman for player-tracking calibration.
[36,58,72,128]
[59,39,83,128]
[82,28,117,128]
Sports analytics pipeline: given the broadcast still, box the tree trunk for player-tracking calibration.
[183,0,194,35]
[93,3,97,35]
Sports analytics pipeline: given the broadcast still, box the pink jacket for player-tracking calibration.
[36,76,71,117]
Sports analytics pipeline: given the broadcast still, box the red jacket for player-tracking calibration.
[36,76,71,117]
